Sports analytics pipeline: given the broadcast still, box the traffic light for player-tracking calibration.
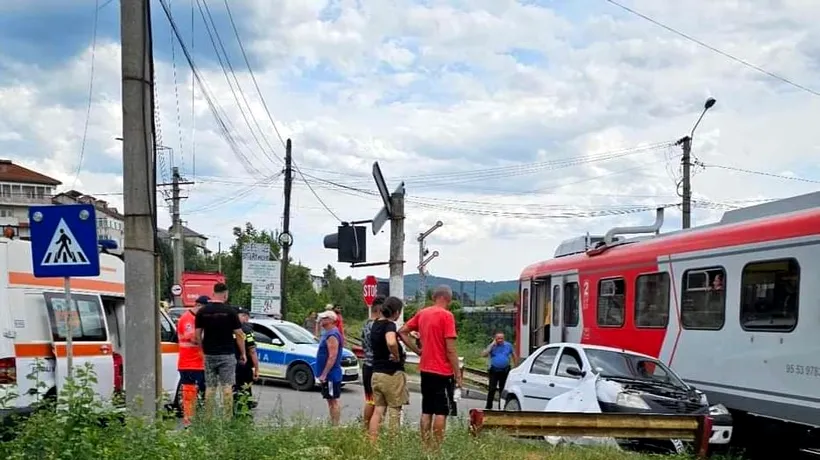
[323,224,367,264]
[376,280,389,298]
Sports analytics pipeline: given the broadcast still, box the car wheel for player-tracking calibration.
[288,363,315,391]
[504,396,521,411]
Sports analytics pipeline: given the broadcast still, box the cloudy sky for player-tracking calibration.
[2,0,819,282]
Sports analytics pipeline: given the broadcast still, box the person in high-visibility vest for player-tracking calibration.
[177,295,208,427]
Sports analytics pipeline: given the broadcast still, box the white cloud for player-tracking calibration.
[1,0,819,283]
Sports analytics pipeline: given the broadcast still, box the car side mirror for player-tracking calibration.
[566,366,586,378]
[272,338,284,347]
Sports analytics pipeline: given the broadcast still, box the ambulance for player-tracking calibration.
[0,237,180,418]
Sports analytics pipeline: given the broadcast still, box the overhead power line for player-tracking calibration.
[705,163,820,184]
[71,0,101,188]
[605,0,820,98]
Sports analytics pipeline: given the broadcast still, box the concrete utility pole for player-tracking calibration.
[166,166,194,307]
[280,139,293,320]
[678,97,716,230]
[417,221,443,300]
[389,189,406,327]
[121,0,158,417]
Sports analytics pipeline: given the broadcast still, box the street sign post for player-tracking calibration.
[363,275,378,307]
[28,204,100,379]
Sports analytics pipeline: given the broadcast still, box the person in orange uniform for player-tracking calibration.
[177,295,208,427]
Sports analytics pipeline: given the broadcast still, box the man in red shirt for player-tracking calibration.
[399,285,463,449]
[177,295,208,426]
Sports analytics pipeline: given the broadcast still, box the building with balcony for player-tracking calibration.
[0,159,61,239]
[52,190,125,249]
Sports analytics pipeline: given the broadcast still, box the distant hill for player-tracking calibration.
[376,273,518,303]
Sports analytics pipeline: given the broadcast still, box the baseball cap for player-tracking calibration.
[195,295,210,305]
[236,307,250,315]
[317,310,337,322]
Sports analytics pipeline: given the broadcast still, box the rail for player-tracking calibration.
[469,409,712,459]
[347,336,464,368]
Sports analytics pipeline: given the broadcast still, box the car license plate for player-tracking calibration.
[344,368,357,375]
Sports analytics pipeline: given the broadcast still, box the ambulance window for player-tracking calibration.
[564,282,579,327]
[597,278,625,327]
[635,272,670,328]
[681,267,725,330]
[740,258,799,333]
[43,293,107,342]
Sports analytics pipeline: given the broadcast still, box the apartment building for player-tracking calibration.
[52,190,125,249]
[0,159,61,239]
[157,225,210,254]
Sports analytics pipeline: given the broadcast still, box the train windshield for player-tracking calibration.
[585,349,687,389]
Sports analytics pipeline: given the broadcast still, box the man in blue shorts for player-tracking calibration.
[316,309,344,425]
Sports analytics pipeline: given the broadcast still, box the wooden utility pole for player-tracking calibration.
[280,139,292,320]
[120,0,158,417]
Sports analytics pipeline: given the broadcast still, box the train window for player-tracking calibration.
[597,278,625,327]
[564,282,579,327]
[635,273,670,328]
[552,285,561,326]
[521,288,529,326]
[681,267,726,330]
[740,259,799,332]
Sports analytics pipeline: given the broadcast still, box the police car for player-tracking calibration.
[248,318,359,391]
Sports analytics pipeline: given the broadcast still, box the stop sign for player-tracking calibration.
[362,275,378,307]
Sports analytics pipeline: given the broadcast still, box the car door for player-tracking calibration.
[43,292,114,401]
[550,345,585,397]
[518,345,559,410]
[251,323,287,379]
[158,310,179,398]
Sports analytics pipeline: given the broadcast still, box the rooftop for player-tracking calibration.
[0,159,61,186]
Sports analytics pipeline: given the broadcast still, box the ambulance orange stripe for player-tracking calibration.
[9,272,125,294]
[15,342,180,357]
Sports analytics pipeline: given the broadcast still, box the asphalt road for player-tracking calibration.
[251,379,486,426]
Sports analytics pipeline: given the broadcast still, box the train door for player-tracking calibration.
[550,274,582,344]
[531,278,550,350]
[519,280,531,358]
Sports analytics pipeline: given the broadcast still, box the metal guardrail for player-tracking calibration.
[468,409,712,459]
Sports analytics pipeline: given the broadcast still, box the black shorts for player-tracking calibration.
[321,380,342,400]
[420,371,457,416]
[179,370,206,393]
[362,365,374,399]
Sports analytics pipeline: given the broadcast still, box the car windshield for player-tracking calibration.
[275,323,317,344]
[585,349,687,389]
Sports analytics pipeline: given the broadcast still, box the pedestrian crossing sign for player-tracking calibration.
[28,204,100,278]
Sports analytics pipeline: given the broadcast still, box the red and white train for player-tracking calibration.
[515,192,820,449]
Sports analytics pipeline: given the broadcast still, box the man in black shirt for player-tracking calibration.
[234,308,258,414]
[368,296,409,441]
[195,283,246,418]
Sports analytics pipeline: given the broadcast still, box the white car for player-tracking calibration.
[502,343,733,450]
[248,319,359,391]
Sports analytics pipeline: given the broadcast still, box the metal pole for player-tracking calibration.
[389,189,406,327]
[281,139,292,320]
[418,237,425,301]
[121,0,158,417]
[63,277,73,379]
[681,136,692,229]
[217,241,222,273]
[171,167,183,307]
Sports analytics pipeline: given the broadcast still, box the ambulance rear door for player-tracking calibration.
[42,291,115,400]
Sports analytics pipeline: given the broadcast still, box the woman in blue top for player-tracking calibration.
[481,331,517,410]
[316,310,344,425]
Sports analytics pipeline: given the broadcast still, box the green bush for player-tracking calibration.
[0,364,728,460]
